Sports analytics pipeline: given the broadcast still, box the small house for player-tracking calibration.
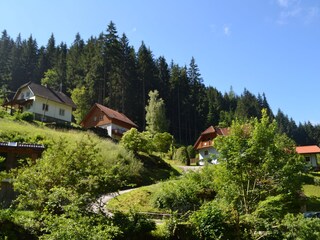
[3,82,76,124]
[296,145,320,169]
[193,126,229,162]
[80,103,138,140]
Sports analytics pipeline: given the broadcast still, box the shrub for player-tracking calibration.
[189,200,234,240]
[152,178,202,213]
[153,132,173,153]
[112,210,156,239]
[174,146,190,165]
[20,112,34,122]
[186,145,196,159]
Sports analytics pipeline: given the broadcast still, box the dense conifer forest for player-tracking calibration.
[1,21,319,145]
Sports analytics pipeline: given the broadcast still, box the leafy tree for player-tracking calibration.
[120,128,149,154]
[71,86,92,124]
[153,132,173,153]
[145,90,169,133]
[40,68,60,90]
[213,109,305,216]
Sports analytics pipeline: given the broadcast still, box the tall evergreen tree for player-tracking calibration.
[66,33,85,90]
[0,30,13,92]
[137,41,158,129]
[187,57,207,141]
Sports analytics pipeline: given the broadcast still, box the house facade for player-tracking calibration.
[80,103,137,140]
[296,145,320,169]
[3,82,76,124]
[193,126,229,162]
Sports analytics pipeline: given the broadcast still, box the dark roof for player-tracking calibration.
[95,103,138,127]
[14,82,76,109]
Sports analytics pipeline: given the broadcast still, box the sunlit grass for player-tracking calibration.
[106,184,167,213]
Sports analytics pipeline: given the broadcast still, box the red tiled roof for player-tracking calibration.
[296,145,320,154]
[95,103,137,128]
[193,126,229,149]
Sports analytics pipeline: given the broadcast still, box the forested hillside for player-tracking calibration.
[0,21,319,145]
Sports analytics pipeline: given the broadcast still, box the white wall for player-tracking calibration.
[99,123,129,138]
[199,147,218,160]
[16,86,73,123]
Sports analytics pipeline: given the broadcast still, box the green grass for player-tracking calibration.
[302,172,320,211]
[0,118,180,187]
[106,184,168,213]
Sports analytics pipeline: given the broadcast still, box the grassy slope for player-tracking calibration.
[0,118,179,186]
[302,172,320,211]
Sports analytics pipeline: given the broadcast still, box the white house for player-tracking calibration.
[3,82,76,124]
[193,126,229,162]
[296,145,320,169]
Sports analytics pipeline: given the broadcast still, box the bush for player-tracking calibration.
[174,146,190,165]
[153,132,173,153]
[112,210,156,239]
[186,145,196,159]
[152,178,202,213]
[20,112,34,122]
[189,200,234,240]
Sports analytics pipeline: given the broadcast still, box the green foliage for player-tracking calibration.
[13,111,34,122]
[40,68,60,90]
[0,210,37,240]
[71,86,91,124]
[214,110,305,215]
[153,132,173,153]
[174,146,189,165]
[189,200,234,240]
[186,145,196,159]
[40,214,122,240]
[13,137,142,213]
[152,169,216,213]
[120,128,149,153]
[280,213,320,240]
[121,129,174,155]
[145,90,169,133]
[112,210,156,239]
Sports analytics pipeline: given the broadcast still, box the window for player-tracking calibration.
[99,115,103,120]
[93,116,97,121]
[42,103,48,111]
[26,92,30,98]
[25,102,32,110]
[204,150,208,156]
[59,109,65,116]
[305,156,310,162]
[20,93,24,99]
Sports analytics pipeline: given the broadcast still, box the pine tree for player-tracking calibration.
[137,41,158,129]
[66,33,85,90]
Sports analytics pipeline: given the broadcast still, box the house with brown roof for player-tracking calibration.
[193,126,229,163]
[296,145,320,169]
[3,82,76,124]
[80,103,138,140]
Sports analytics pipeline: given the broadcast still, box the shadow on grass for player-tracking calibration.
[306,196,320,211]
[136,153,181,185]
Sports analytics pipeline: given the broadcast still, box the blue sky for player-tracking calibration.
[1,0,320,124]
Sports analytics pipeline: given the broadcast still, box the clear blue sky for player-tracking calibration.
[1,0,320,124]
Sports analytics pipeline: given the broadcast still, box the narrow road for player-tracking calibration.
[91,188,136,215]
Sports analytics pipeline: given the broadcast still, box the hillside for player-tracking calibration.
[0,117,179,186]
